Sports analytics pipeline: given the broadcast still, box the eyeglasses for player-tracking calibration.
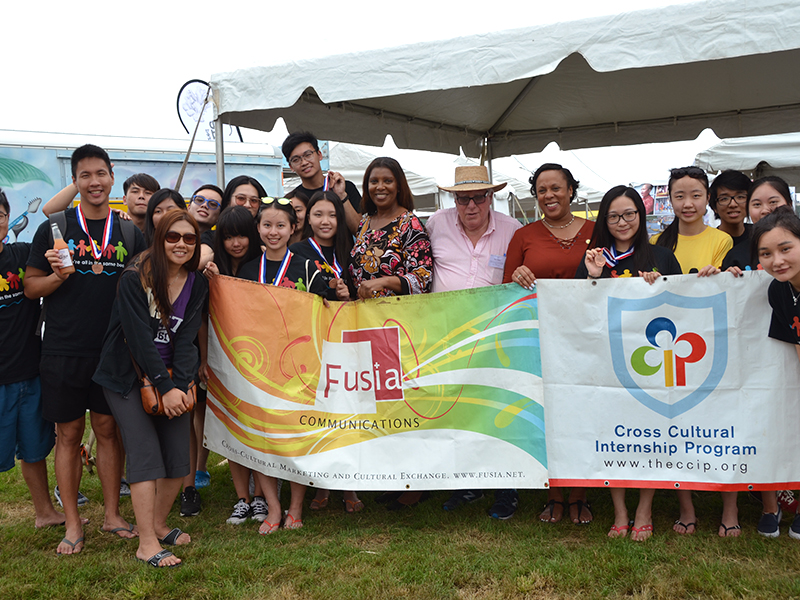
[191,195,221,211]
[606,211,638,224]
[0,212,8,223]
[261,197,292,205]
[164,231,197,245]
[454,192,490,206]
[288,149,317,166]
[233,194,261,207]
[717,193,747,206]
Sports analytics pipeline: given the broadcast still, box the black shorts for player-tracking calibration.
[40,355,111,423]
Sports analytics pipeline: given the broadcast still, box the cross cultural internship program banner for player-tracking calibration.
[204,276,547,491]
[538,271,800,492]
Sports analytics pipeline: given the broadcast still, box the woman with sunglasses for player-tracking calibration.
[94,210,208,568]
[576,185,681,541]
[222,175,267,219]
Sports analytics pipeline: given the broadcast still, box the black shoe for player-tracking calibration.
[180,486,201,517]
[443,489,484,511]
[489,489,519,520]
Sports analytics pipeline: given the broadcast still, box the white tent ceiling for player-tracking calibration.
[210,0,800,159]
[694,132,800,185]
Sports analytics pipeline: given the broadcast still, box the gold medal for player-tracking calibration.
[92,263,104,274]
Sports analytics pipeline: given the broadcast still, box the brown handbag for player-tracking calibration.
[138,368,197,416]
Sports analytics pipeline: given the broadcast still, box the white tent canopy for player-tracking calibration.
[694,132,800,185]
[210,0,800,160]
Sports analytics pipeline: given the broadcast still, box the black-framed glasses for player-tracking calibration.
[454,192,490,206]
[0,212,8,223]
[191,195,221,211]
[606,211,638,224]
[261,196,292,205]
[288,149,317,166]
[165,231,197,245]
[716,193,747,206]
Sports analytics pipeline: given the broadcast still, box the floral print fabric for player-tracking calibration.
[349,212,433,296]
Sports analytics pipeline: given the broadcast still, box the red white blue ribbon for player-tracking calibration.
[259,250,293,285]
[602,245,634,269]
[307,237,342,277]
[76,205,113,260]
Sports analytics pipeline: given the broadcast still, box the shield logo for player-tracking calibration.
[608,291,728,418]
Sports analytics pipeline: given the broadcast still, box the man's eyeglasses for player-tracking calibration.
[288,149,317,166]
[716,193,747,206]
[454,192,490,206]
[0,212,8,223]
[164,231,197,245]
[606,211,638,224]
[191,195,221,211]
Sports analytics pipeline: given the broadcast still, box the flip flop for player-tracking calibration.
[56,536,84,556]
[310,497,329,510]
[631,523,653,541]
[138,549,180,568]
[673,520,697,535]
[569,500,593,524]
[608,520,634,538]
[102,522,136,538]
[283,513,303,530]
[719,523,741,537]
[159,528,187,546]
[344,498,364,514]
[539,499,567,523]
[258,520,281,535]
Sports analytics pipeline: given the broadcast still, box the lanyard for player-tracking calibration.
[259,250,292,285]
[76,205,113,260]
[307,238,342,277]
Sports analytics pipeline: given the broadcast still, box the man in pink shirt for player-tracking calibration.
[427,166,522,293]
[427,165,522,519]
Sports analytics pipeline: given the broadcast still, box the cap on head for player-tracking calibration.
[438,166,507,193]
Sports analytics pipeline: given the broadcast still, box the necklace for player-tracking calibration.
[542,214,575,229]
[790,283,800,306]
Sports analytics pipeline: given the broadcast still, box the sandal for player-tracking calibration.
[56,536,84,556]
[283,513,303,530]
[673,520,697,535]
[344,498,364,514]
[138,549,180,568]
[259,519,281,535]
[159,528,188,546]
[569,500,593,525]
[719,523,741,537]
[631,523,653,541]
[310,497,329,511]
[608,520,633,538]
[539,499,567,523]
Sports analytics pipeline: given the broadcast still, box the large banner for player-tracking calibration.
[538,272,800,491]
[205,277,547,491]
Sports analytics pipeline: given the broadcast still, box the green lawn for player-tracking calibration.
[2,453,800,600]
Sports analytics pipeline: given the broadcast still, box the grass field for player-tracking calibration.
[2,452,800,600]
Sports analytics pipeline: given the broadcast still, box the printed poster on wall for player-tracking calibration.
[204,277,547,491]
[538,271,800,491]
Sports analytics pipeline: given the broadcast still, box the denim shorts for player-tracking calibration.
[0,377,55,472]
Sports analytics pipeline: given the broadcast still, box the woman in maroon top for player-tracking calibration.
[504,163,595,526]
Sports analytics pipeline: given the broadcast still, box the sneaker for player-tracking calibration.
[195,470,211,489]
[227,498,252,524]
[120,479,131,497]
[443,489,484,511]
[778,490,798,514]
[54,485,89,507]
[180,486,202,517]
[250,496,268,522]
[790,513,800,540]
[757,508,782,538]
[489,489,519,520]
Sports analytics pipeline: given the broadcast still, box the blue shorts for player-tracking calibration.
[0,377,55,472]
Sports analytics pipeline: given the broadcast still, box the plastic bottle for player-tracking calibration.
[51,222,75,275]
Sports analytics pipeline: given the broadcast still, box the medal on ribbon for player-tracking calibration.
[602,245,635,269]
[259,250,293,285]
[307,238,342,277]
[76,205,113,274]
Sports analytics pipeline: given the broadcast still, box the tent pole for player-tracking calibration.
[215,117,225,189]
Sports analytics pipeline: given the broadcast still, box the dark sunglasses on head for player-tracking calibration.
[165,231,197,245]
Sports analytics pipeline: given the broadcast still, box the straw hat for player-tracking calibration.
[438,165,507,193]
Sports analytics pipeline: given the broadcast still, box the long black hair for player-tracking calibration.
[654,166,709,252]
[590,185,657,274]
[211,206,262,277]
[302,190,354,290]
[145,188,187,246]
